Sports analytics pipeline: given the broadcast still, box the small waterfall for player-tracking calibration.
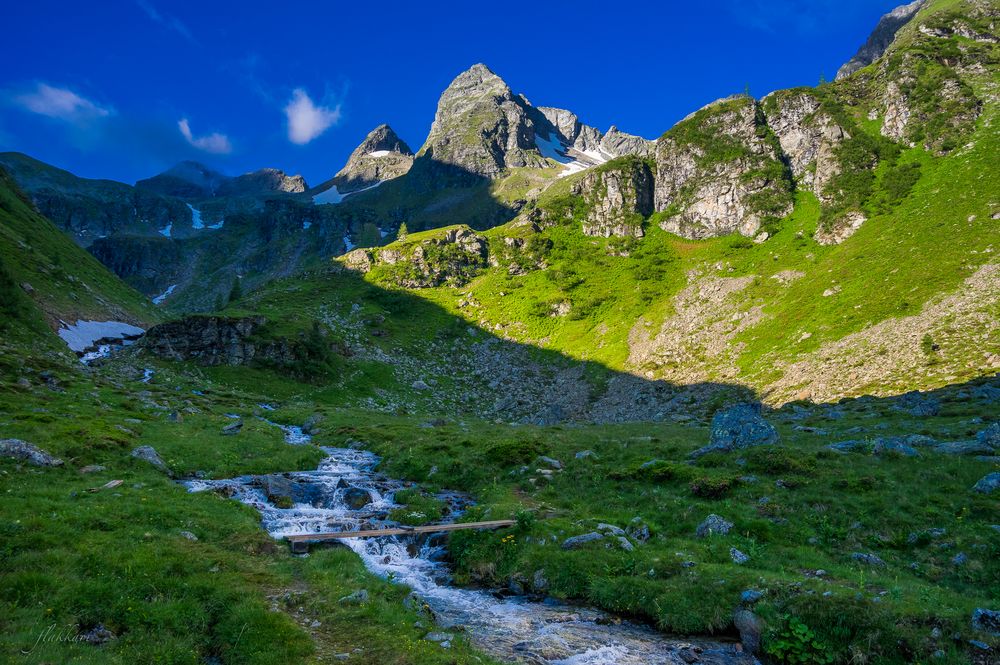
[186,431,752,664]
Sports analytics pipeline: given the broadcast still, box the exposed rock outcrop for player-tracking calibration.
[653,96,793,240]
[571,158,653,238]
[837,1,927,80]
[343,226,488,288]
[141,315,295,366]
[0,439,63,467]
[537,107,654,160]
[761,90,849,197]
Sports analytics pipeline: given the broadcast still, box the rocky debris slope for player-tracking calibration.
[570,157,654,238]
[343,226,488,288]
[653,96,793,240]
[141,315,294,366]
[767,264,1000,403]
[837,1,927,79]
[315,124,414,195]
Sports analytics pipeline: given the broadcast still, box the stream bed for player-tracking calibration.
[185,424,755,665]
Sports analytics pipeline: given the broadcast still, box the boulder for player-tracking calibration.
[972,472,1000,494]
[561,532,604,549]
[690,403,778,458]
[852,552,886,567]
[130,446,171,476]
[972,608,1000,636]
[0,439,63,467]
[976,423,1000,449]
[221,421,243,435]
[733,608,762,654]
[695,514,733,538]
[730,547,750,564]
[873,437,921,457]
[343,487,373,510]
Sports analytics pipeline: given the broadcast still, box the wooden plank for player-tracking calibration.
[285,519,516,542]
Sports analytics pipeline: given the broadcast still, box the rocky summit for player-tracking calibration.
[1,1,999,664]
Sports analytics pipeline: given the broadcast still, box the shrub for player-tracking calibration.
[485,438,545,466]
[765,614,835,664]
[689,474,740,499]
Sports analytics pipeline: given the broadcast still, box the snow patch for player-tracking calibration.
[343,235,355,251]
[58,320,145,353]
[378,228,388,238]
[152,284,177,305]
[367,150,391,158]
[312,180,384,206]
[302,221,312,230]
[207,219,224,229]
[187,204,204,229]
[158,223,172,238]
[535,132,572,163]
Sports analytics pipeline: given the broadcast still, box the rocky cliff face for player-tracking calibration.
[413,64,548,181]
[653,97,793,240]
[537,107,654,160]
[343,226,488,288]
[761,90,849,198]
[317,124,414,195]
[141,315,294,366]
[571,157,654,238]
[837,0,927,79]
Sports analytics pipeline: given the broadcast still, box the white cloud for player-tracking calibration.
[284,88,341,145]
[14,83,112,124]
[178,118,232,154]
[136,0,195,42]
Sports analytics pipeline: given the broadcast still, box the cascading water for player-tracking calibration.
[185,423,755,665]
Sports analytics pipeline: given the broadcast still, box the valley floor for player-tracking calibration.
[1,338,997,664]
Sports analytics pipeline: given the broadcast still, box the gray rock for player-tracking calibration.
[79,464,106,474]
[0,439,63,467]
[975,423,1000,449]
[627,519,651,543]
[532,569,549,591]
[574,450,597,460]
[873,437,921,457]
[424,632,454,643]
[338,589,369,604]
[616,536,635,552]
[733,608,762,654]
[828,439,871,453]
[973,472,1000,494]
[561,532,604,549]
[412,380,431,391]
[741,589,764,604]
[690,403,778,458]
[852,552,886,567]
[730,548,750,564]
[538,456,563,470]
[952,552,968,566]
[972,608,1000,636]
[179,530,198,541]
[343,487,373,510]
[130,445,171,476]
[934,440,994,456]
[696,514,734,538]
[596,523,626,537]
[221,421,243,435]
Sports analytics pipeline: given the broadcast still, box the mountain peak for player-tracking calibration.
[353,124,413,158]
[836,0,926,79]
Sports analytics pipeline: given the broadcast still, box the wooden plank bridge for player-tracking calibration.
[285,519,516,553]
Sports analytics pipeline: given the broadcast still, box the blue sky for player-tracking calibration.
[0,0,903,186]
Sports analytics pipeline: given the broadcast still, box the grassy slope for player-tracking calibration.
[0,169,161,332]
[344,82,997,401]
